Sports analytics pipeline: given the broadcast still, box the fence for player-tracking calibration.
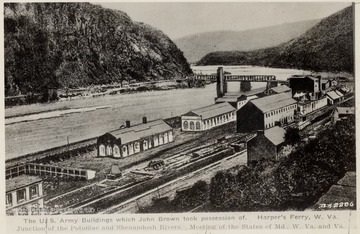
[6,163,96,180]
[26,163,96,180]
[6,164,27,179]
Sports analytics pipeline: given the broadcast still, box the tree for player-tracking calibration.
[285,127,301,145]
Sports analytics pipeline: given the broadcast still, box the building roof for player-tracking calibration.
[6,175,42,192]
[264,126,286,146]
[336,107,355,115]
[334,90,344,97]
[250,93,297,113]
[107,119,172,144]
[270,85,291,93]
[240,87,266,97]
[216,94,238,103]
[326,91,341,100]
[290,75,318,82]
[183,103,235,120]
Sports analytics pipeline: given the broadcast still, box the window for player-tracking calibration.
[29,185,39,199]
[183,121,188,129]
[122,146,127,153]
[196,122,201,130]
[113,145,120,157]
[190,121,195,130]
[106,145,112,156]
[17,189,26,203]
[6,193,12,207]
[134,142,140,150]
[99,145,105,156]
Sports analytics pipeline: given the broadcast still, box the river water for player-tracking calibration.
[5,66,310,159]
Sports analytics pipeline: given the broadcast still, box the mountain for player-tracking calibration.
[174,20,319,63]
[4,3,192,97]
[197,6,353,73]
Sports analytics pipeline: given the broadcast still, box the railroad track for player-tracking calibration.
[54,144,238,214]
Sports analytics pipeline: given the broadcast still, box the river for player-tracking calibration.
[5,66,311,159]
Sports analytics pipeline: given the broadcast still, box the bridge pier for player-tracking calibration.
[215,66,277,98]
[216,67,227,97]
[240,81,252,92]
[266,81,278,90]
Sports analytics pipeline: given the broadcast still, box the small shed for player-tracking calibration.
[107,165,122,180]
[247,126,286,164]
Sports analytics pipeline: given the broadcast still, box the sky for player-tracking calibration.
[97,2,351,39]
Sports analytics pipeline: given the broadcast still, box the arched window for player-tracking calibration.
[122,146,128,156]
[113,145,120,158]
[143,140,148,150]
[106,145,112,156]
[190,121,195,130]
[196,122,201,130]
[183,121,188,129]
[134,142,140,153]
[99,145,106,156]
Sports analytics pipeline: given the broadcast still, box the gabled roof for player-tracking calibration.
[264,126,286,146]
[107,119,172,144]
[183,103,235,120]
[6,175,42,192]
[334,90,344,97]
[326,91,341,100]
[270,85,291,93]
[250,93,297,113]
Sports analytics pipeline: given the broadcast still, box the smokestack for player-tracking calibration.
[126,120,131,128]
[142,117,147,124]
[318,76,322,92]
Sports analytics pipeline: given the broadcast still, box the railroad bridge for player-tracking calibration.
[194,67,286,97]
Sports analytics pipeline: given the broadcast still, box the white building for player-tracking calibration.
[181,103,236,132]
[6,176,44,215]
[297,97,328,116]
[97,118,173,158]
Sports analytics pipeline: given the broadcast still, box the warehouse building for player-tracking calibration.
[6,175,44,215]
[247,127,286,163]
[237,93,297,132]
[97,118,173,158]
[181,103,236,132]
[289,75,322,100]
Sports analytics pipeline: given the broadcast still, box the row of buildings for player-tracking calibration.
[6,74,353,215]
[96,75,349,159]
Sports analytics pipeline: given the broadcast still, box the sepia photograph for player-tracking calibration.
[3,1,357,231]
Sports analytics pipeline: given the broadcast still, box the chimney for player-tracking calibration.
[317,75,322,92]
[142,117,147,124]
[125,120,131,128]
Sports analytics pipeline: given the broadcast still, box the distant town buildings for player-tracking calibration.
[237,93,297,132]
[97,118,173,158]
[6,176,44,216]
[181,103,236,132]
[247,127,286,163]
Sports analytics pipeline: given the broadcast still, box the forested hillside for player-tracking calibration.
[198,6,353,73]
[4,3,192,97]
[175,20,319,63]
